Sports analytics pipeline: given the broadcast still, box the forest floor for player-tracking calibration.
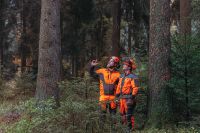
[0,78,200,133]
[0,78,34,133]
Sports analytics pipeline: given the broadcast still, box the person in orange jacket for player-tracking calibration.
[116,58,139,131]
[89,56,120,127]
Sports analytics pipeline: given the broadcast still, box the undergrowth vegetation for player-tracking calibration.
[0,58,200,133]
[0,72,199,133]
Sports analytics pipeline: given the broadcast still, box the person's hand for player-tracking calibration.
[115,98,120,106]
[91,59,98,66]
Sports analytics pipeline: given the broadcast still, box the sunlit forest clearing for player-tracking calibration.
[0,0,200,132]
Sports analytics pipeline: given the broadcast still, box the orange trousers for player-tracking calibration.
[119,98,136,130]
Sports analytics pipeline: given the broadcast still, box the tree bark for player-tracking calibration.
[21,0,27,73]
[128,23,132,56]
[111,0,121,56]
[142,0,150,51]
[133,0,141,51]
[72,55,76,77]
[180,0,191,121]
[0,0,4,75]
[180,0,191,35]
[36,0,61,105]
[0,36,4,76]
[29,0,41,76]
[148,0,171,128]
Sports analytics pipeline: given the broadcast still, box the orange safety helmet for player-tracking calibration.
[123,58,136,70]
[108,56,120,69]
[110,56,120,64]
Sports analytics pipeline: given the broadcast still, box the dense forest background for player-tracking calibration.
[0,0,200,132]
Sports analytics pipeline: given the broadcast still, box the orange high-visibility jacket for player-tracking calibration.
[90,67,120,101]
[116,74,139,98]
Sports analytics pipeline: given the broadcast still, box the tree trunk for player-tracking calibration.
[72,55,75,76]
[75,55,78,77]
[36,0,61,106]
[29,0,41,76]
[132,22,140,52]
[133,0,141,51]
[180,0,191,35]
[60,13,64,80]
[142,0,150,52]
[99,13,104,58]
[128,23,132,56]
[21,0,27,73]
[0,30,3,76]
[180,0,191,121]
[32,49,38,76]
[0,0,4,75]
[148,0,171,128]
[0,37,4,76]
[111,0,121,56]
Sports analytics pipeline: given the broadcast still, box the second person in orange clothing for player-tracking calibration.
[116,58,139,132]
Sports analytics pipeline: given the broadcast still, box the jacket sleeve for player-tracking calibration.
[89,65,101,79]
[131,78,139,96]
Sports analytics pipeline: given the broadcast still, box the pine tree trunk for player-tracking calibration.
[133,0,141,51]
[133,22,140,52]
[128,23,132,56]
[142,0,150,51]
[180,0,191,121]
[0,34,3,70]
[21,0,27,73]
[36,0,61,105]
[60,14,64,80]
[148,0,171,128]
[111,0,121,56]
[32,50,38,75]
[0,25,3,75]
[75,55,78,77]
[29,0,40,75]
[72,55,75,76]
[0,0,4,75]
[99,13,104,58]
[180,0,191,35]
[0,37,3,76]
